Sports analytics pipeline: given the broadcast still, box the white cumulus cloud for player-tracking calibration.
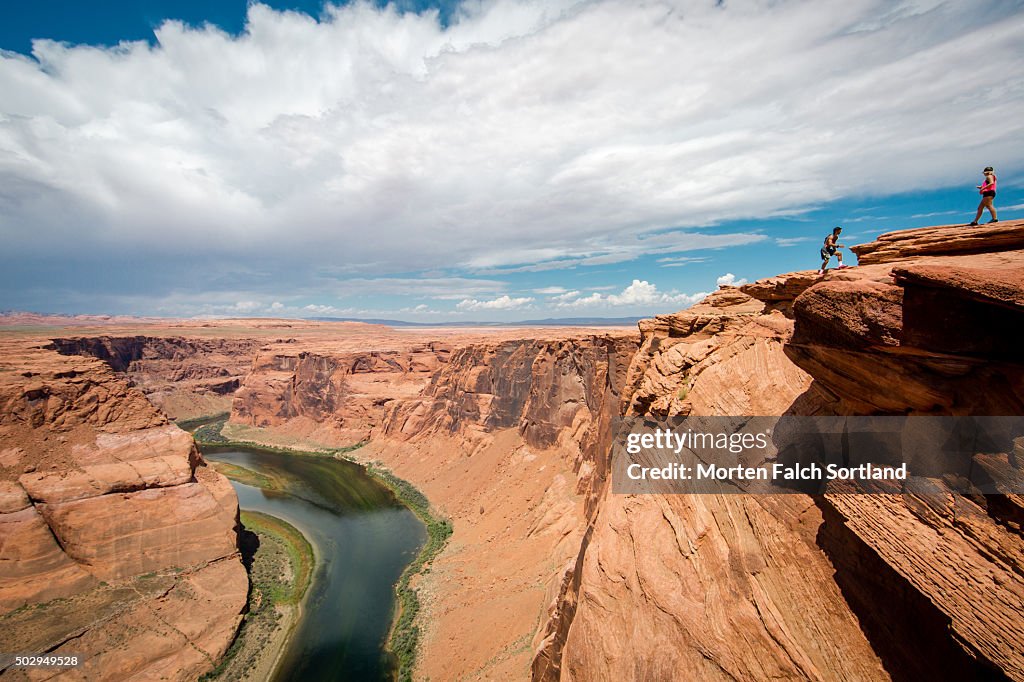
[716,273,747,287]
[456,294,535,311]
[774,237,812,248]
[556,279,706,309]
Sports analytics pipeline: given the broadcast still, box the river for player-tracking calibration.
[201,446,426,682]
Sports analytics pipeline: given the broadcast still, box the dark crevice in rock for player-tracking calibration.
[814,496,1009,682]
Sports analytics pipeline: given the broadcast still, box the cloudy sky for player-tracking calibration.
[2,0,1022,321]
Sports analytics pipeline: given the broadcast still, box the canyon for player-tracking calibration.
[1,218,1022,681]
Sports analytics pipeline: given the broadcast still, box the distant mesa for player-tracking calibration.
[311,316,645,327]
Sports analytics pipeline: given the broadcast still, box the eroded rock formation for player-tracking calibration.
[788,225,1024,414]
[231,342,452,443]
[50,335,262,420]
[0,340,247,681]
[381,336,636,509]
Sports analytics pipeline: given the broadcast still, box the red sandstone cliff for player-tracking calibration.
[787,222,1024,415]
[547,219,1024,681]
[540,284,886,681]
[381,336,636,509]
[230,342,451,443]
[0,340,247,680]
[50,335,262,421]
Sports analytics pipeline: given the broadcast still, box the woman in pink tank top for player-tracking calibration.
[969,166,998,226]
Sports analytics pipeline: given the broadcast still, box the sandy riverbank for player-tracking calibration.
[203,509,314,682]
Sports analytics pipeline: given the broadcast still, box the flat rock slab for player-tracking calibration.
[852,219,1024,264]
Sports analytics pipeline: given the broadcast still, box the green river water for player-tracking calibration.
[202,446,426,682]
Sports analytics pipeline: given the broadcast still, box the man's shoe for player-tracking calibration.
[838,264,851,269]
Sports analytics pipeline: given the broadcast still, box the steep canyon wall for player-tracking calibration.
[50,335,261,421]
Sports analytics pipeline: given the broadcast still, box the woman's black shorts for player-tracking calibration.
[983,191,996,198]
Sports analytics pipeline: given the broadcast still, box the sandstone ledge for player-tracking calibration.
[851,218,1024,264]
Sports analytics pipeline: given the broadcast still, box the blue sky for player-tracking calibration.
[2,0,1022,321]
[0,1,466,54]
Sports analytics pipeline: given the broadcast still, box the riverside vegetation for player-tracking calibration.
[193,415,366,456]
[367,463,454,682]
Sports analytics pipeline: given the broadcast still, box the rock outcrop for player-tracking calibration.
[787,222,1024,415]
[621,286,817,418]
[0,340,247,681]
[850,221,1024,264]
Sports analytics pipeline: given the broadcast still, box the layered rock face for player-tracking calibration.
[547,283,886,681]
[50,335,261,420]
[231,342,451,443]
[550,220,1024,682]
[0,340,247,681]
[789,220,1024,415]
[621,286,819,417]
[381,336,636,511]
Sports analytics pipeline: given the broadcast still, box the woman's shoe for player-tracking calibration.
[988,219,999,223]
[969,221,979,226]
